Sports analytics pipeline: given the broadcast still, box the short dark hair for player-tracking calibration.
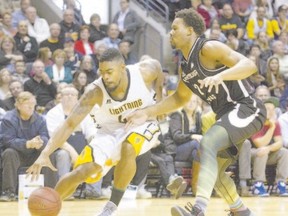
[175,8,206,36]
[99,48,124,63]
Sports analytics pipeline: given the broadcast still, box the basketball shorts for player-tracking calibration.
[74,121,161,183]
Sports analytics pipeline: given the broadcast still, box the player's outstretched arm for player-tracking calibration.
[26,84,102,180]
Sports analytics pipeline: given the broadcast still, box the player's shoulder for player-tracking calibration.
[201,40,229,57]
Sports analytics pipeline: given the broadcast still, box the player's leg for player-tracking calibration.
[214,157,253,215]
[55,162,102,200]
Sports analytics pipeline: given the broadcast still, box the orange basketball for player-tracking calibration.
[28,187,62,216]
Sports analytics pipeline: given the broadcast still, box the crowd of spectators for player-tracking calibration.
[0,0,288,202]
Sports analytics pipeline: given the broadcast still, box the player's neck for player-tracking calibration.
[181,35,197,60]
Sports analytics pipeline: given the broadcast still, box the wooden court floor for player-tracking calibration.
[0,197,287,216]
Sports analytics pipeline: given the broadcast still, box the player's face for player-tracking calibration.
[99,61,125,92]
[170,18,190,50]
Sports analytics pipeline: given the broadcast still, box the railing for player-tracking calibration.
[133,0,170,32]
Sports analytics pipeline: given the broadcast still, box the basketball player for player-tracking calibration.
[26,48,185,215]
[126,8,266,216]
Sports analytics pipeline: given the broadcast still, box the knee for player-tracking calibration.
[55,149,71,162]
[2,148,18,160]
[73,163,102,182]
[122,141,137,159]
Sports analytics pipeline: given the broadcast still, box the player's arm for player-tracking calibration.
[139,59,164,102]
[41,84,102,156]
[201,40,258,80]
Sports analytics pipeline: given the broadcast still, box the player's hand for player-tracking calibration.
[125,110,149,131]
[198,75,222,94]
[26,152,57,182]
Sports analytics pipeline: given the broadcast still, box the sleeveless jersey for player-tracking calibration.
[90,64,155,133]
[180,36,255,119]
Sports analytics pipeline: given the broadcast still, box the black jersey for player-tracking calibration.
[180,36,254,119]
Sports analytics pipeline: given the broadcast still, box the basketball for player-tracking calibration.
[28,187,62,216]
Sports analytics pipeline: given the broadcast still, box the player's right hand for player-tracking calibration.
[26,152,57,182]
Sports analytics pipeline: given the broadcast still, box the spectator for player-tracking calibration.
[91,39,108,70]
[248,44,266,76]
[118,39,138,65]
[250,97,288,197]
[204,18,227,42]
[112,0,141,43]
[1,12,17,37]
[0,80,23,111]
[278,31,288,54]
[254,31,273,61]
[37,47,53,68]
[249,0,274,20]
[13,20,38,63]
[78,55,97,84]
[40,23,64,54]
[0,35,24,72]
[59,9,80,42]
[74,25,94,56]
[63,0,85,26]
[12,60,30,83]
[25,6,50,44]
[218,3,244,39]
[72,71,87,97]
[263,56,285,97]
[11,0,31,28]
[0,68,12,100]
[45,49,73,84]
[225,29,249,55]
[271,4,288,39]
[63,46,80,73]
[88,13,107,43]
[232,0,254,23]
[278,99,288,148]
[102,23,121,49]
[272,40,288,80]
[0,92,57,201]
[24,60,57,107]
[197,0,218,28]
[246,6,274,43]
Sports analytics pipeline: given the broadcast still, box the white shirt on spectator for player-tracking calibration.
[27,17,50,44]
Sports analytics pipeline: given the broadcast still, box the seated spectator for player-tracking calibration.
[12,60,30,83]
[13,20,38,63]
[218,3,244,39]
[74,25,94,56]
[204,18,227,42]
[248,44,267,76]
[88,13,107,43]
[77,55,98,84]
[197,0,218,28]
[250,97,288,197]
[37,47,53,68]
[45,49,73,84]
[64,46,80,73]
[40,23,64,54]
[112,0,141,43]
[102,23,121,49]
[263,56,286,98]
[225,29,249,55]
[272,40,288,81]
[0,80,23,111]
[0,68,12,100]
[278,31,288,54]
[91,40,108,70]
[25,6,50,44]
[246,6,274,43]
[59,9,81,42]
[232,0,254,23]
[118,39,138,65]
[1,12,17,37]
[249,0,274,20]
[24,60,57,108]
[271,4,288,38]
[278,99,288,148]
[72,71,87,97]
[254,31,273,61]
[0,92,58,201]
[166,95,202,193]
[0,35,25,72]
[12,0,31,28]
[63,0,85,26]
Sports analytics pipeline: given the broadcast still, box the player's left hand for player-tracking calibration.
[198,75,222,93]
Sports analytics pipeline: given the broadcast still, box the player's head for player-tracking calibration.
[99,48,126,93]
[170,8,205,49]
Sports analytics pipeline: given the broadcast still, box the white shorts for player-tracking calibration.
[74,121,160,183]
